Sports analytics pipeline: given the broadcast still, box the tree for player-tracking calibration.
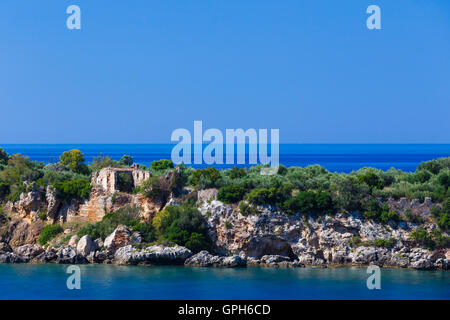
[218,185,246,204]
[119,155,133,167]
[59,149,88,174]
[150,159,174,171]
[0,148,9,166]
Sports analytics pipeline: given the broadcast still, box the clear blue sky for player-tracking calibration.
[0,0,449,143]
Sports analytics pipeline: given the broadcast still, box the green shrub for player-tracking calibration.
[0,148,9,166]
[247,186,291,206]
[282,191,334,215]
[403,208,423,224]
[437,212,449,231]
[116,172,134,193]
[227,166,247,179]
[38,224,63,245]
[380,210,400,224]
[138,176,171,204]
[59,149,89,174]
[90,153,118,172]
[217,185,246,204]
[372,238,396,248]
[150,159,174,171]
[119,155,134,167]
[362,198,382,221]
[358,172,384,191]
[37,210,47,221]
[53,179,92,201]
[153,205,212,253]
[410,227,450,250]
[191,167,221,189]
[238,201,260,216]
[0,182,10,200]
[348,236,362,247]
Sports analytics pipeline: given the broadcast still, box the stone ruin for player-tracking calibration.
[91,164,151,194]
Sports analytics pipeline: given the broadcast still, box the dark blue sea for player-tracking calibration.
[2,144,450,173]
[0,264,448,300]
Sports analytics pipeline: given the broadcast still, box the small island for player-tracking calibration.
[0,148,449,269]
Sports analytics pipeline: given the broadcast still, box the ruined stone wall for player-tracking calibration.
[91,166,151,194]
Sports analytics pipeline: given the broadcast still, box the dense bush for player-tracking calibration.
[246,186,291,206]
[372,238,396,248]
[38,224,63,245]
[0,148,8,166]
[358,172,384,190]
[89,154,117,172]
[0,182,10,201]
[282,191,334,215]
[53,179,92,201]
[116,172,134,193]
[191,167,221,189]
[119,155,134,167]
[217,185,246,204]
[138,176,171,204]
[410,227,450,250]
[227,166,247,179]
[150,159,174,171]
[331,175,370,211]
[238,201,260,216]
[59,149,89,175]
[152,205,212,252]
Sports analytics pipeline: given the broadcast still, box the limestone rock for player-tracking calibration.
[0,253,28,263]
[114,244,192,265]
[46,185,61,220]
[184,250,246,268]
[94,238,104,249]
[34,247,58,263]
[68,235,79,248]
[104,225,132,252]
[18,187,42,216]
[13,244,44,260]
[0,242,12,254]
[76,235,97,257]
[56,246,87,264]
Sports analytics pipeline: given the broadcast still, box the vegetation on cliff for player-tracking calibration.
[0,146,449,254]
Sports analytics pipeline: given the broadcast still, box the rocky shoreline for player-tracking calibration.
[0,159,449,271]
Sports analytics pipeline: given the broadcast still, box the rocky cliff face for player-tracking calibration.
[198,198,449,270]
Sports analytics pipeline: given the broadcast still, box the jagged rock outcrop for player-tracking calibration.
[3,219,43,247]
[114,244,192,265]
[0,242,12,254]
[34,247,58,263]
[56,246,87,264]
[68,235,79,248]
[46,185,61,220]
[17,185,42,217]
[13,244,44,260]
[104,225,133,252]
[0,253,28,263]
[184,250,246,268]
[198,198,450,270]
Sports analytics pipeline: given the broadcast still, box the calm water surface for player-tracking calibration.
[0,264,448,300]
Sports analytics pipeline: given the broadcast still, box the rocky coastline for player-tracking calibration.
[0,153,449,271]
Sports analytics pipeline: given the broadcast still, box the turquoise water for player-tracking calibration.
[0,264,448,300]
